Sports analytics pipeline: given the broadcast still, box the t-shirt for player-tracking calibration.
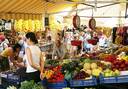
[0,42,8,53]
[52,43,65,59]
[1,48,12,57]
[25,45,41,73]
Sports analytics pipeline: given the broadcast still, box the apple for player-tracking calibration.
[91,63,98,69]
[84,63,91,70]
[92,69,102,77]
[113,69,120,76]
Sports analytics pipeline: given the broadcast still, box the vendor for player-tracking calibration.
[24,32,44,82]
[0,43,21,71]
[52,39,66,60]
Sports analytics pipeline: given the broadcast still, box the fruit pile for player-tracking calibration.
[73,71,90,80]
[43,70,54,79]
[47,66,65,83]
[111,60,128,71]
[102,68,120,77]
[104,54,117,63]
[81,62,102,77]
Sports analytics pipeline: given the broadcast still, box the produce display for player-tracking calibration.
[14,19,43,32]
[2,46,128,88]
[102,68,120,77]
[44,66,65,83]
[73,70,90,80]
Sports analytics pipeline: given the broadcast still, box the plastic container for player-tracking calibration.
[70,77,97,87]
[117,75,128,83]
[71,40,82,46]
[0,85,3,89]
[7,74,21,85]
[99,75,117,84]
[47,80,67,89]
[41,79,47,86]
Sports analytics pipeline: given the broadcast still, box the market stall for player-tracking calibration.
[0,0,128,89]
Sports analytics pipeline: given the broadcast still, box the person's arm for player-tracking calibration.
[26,47,40,71]
[40,52,45,80]
[61,44,66,59]
[14,61,25,67]
[52,43,56,59]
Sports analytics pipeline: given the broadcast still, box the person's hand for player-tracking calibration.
[40,72,44,80]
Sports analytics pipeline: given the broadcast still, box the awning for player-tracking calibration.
[0,0,76,20]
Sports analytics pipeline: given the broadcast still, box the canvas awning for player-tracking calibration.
[0,0,76,20]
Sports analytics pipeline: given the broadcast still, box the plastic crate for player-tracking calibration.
[7,74,21,85]
[99,75,117,84]
[0,85,3,89]
[41,79,47,86]
[47,87,67,89]
[47,80,67,88]
[117,75,128,83]
[70,77,97,87]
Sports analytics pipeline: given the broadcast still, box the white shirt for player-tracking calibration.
[0,41,8,53]
[98,36,106,47]
[25,45,41,73]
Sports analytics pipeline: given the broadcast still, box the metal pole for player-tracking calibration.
[59,1,128,4]
[64,16,126,18]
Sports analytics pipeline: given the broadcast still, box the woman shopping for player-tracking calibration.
[0,43,21,71]
[24,32,44,83]
[52,39,66,60]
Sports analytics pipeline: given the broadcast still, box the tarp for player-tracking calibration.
[0,0,75,20]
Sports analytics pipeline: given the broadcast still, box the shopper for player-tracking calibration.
[62,26,67,39]
[24,32,44,83]
[0,43,21,71]
[52,39,66,60]
[0,35,8,53]
[45,27,52,39]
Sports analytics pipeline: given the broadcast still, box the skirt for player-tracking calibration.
[0,56,10,72]
[25,71,41,83]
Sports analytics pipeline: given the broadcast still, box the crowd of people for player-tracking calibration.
[0,32,45,83]
[0,26,111,83]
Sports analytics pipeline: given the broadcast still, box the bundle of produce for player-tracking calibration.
[62,60,79,74]
[20,80,44,89]
[62,60,81,80]
[45,60,60,67]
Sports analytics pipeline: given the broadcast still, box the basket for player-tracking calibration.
[7,74,21,85]
[117,75,128,83]
[99,75,117,84]
[41,79,47,86]
[70,77,97,87]
[87,39,97,45]
[71,40,82,46]
[47,80,67,89]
